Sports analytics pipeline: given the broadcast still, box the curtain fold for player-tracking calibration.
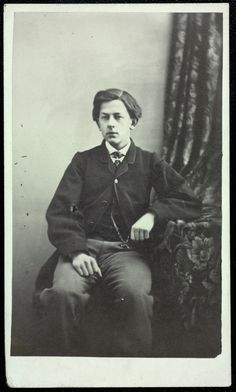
[162,13,222,215]
[153,15,223,352]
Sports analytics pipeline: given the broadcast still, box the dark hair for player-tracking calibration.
[92,88,142,126]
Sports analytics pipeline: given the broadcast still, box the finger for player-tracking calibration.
[78,267,84,276]
[130,227,135,241]
[72,261,83,275]
[95,266,102,278]
[89,258,98,274]
[80,264,89,276]
[90,259,102,277]
[85,259,94,275]
[134,228,140,241]
[89,256,98,266]
[144,229,150,240]
[139,229,145,241]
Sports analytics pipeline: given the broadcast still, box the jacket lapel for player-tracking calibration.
[99,140,116,174]
[115,139,136,178]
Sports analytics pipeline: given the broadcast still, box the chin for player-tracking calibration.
[109,140,119,147]
[106,136,119,143]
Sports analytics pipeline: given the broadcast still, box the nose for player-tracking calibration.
[107,117,116,128]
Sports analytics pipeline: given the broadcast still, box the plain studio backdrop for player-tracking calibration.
[11,12,172,354]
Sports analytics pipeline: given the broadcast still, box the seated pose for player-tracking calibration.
[39,88,202,356]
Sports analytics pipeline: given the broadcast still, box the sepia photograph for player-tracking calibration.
[5,3,230,387]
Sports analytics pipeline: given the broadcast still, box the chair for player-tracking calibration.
[33,213,221,357]
[151,218,221,357]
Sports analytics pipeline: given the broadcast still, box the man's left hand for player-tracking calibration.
[130,212,155,241]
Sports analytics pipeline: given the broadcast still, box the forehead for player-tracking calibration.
[100,100,130,115]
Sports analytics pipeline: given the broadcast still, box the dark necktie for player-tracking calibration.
[110,151,125,167]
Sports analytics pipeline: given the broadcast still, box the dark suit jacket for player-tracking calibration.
[35,139,202,292]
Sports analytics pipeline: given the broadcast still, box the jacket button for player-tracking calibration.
[114,179,118,184]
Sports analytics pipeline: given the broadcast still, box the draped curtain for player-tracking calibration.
[162,13,222,218]
[152,14,223,356]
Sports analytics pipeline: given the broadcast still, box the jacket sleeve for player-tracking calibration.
[147,153,202,224]
[46,152,89,256]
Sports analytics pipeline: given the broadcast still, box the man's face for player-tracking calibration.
[97,100,133,150]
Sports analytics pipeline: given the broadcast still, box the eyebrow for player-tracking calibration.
[100,112,123,115]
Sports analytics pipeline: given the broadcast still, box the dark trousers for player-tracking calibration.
[40,239,153,356]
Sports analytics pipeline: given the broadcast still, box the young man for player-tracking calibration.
[38,88,202,356]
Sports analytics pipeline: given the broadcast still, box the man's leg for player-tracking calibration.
[100,244,153,357]
[39,256,98,355]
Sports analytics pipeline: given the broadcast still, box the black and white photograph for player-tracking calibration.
[5,3,230,387]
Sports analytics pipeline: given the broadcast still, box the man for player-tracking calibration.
[38,88,202,356]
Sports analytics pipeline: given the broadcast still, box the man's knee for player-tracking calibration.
[52,282,73,300]
[114,285,153,311]
[40,281,89,309]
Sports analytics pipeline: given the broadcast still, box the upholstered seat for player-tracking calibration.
[151,218,221,357]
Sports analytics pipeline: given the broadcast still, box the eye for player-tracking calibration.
[115,115,123,120]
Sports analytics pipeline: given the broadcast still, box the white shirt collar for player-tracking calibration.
[105,140,131,157]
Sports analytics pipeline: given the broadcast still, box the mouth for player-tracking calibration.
[106,132,118,137]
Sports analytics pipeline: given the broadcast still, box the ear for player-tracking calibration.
[130,119,137,130]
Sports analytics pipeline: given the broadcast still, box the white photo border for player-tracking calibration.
[4,3,230,387]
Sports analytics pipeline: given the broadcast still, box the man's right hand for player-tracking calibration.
[72,253,102,277]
